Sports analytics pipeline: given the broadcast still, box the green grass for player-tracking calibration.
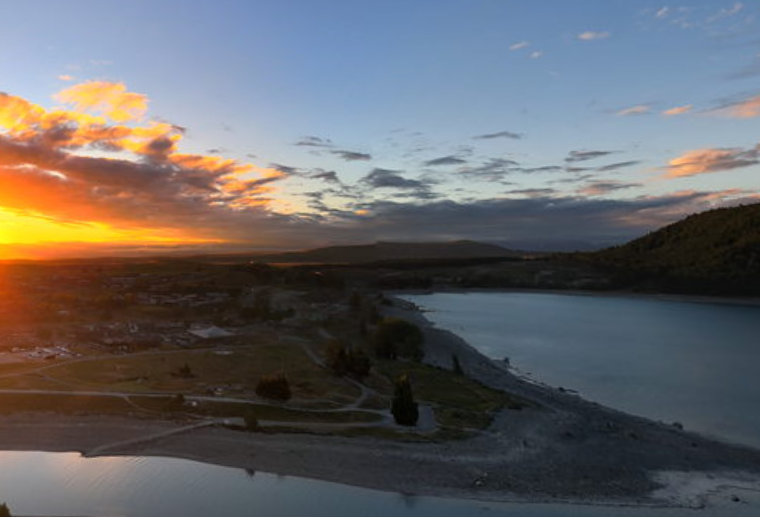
[377,360,509,412]
[130,396,381,424]
[0,393,138,415]
[40,344,360,403]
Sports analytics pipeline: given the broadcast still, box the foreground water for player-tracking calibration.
[401,291,760,449]
[1,451,759,517]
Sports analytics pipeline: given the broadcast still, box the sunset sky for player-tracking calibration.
[0,0,758,258]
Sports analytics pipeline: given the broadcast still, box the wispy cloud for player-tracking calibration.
[566,150,617,162]
[617,105,651,116]
[710,94,760,118]
[655,6,670,19]
[577,31,611,41]
[54,81,148,122]
[473,130,522,140]
[294,136,333,148]
[530,51,544,59]
[662,104,693,116]
[578,181,642,196]
[596,161,641,172]
[424,155,468,167]
[666,145,759,178]
[509,41,529,51]
[329,149,372,161]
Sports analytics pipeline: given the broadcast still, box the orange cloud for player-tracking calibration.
[662,105,692,116]
[55,81,148,122]
[666,147,759,178]
[712,94,760,119]
[0,81,290,257]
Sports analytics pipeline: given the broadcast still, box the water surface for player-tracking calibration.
[0,451,758,517]
[401,292,760,448]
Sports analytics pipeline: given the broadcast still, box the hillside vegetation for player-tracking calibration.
[586,203,760,294]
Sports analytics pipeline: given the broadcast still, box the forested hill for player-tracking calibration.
[256,240,517,264]
[587,203,760,294]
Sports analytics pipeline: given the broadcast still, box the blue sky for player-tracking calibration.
[0,0,758,255]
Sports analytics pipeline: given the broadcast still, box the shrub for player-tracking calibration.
[452,354,464,375]
[374,318,424,361]
[255,373,292,402]
[391,374,419,426]
[325,341,372,380]
[244,410,260,431]
[172,363,195,379]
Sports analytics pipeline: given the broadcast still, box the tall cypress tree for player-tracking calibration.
[391,374,419,426]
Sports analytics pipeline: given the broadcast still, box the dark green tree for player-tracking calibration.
[244,410,260,431]
[373,318,424,361]
[0,502,10,517]
[391,374,419,426]
[255,373,292,401]
[452,354,464,375]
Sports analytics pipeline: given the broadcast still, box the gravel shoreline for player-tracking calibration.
[0,295,759,509]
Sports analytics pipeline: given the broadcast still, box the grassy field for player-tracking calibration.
[34,343,360,405]
[376,360,525,430]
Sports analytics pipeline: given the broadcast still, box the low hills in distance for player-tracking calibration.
[254,240,520,265]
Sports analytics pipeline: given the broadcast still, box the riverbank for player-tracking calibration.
[0,297,759,510]
[393,286,760,308]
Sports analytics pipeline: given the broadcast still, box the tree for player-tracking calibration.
[244,410,260,431]
[255,373,292,401]
[391,374,419,426]
[0,502,11,517]
[373,318,424,361]
[452,354,464,375]
[325,340,371,379]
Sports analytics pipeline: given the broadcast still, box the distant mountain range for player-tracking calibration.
[586,203,760,294]
[255,240,518,264]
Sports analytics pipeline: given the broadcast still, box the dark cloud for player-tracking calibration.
[517,165,563,174]
[473,130,523,140]
[458,158,519,182]
[362,168,427,190]
[596,161,641,172]
[307,169,341,183]
[505,188,558,197]
[578,181,642,196]
[328,191,755,250]
[294,136,333,148]
[269,163,302,176]
[329,149,372,161]
[550,173,597,184]
[424,155,468,167]
[564,166,592,173]
[566,150,617,162]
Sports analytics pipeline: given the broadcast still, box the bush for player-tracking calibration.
[244,410,260,431]
[452,354,464,375]
[325,341,372,380]
[255,373,292,402]
[374,318,424,361]
[172,363,195,379]
[391,374,419,426]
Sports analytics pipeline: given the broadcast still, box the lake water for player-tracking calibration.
[3,291,760,516]
[401,291,760,449]
[1,451,759,517]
